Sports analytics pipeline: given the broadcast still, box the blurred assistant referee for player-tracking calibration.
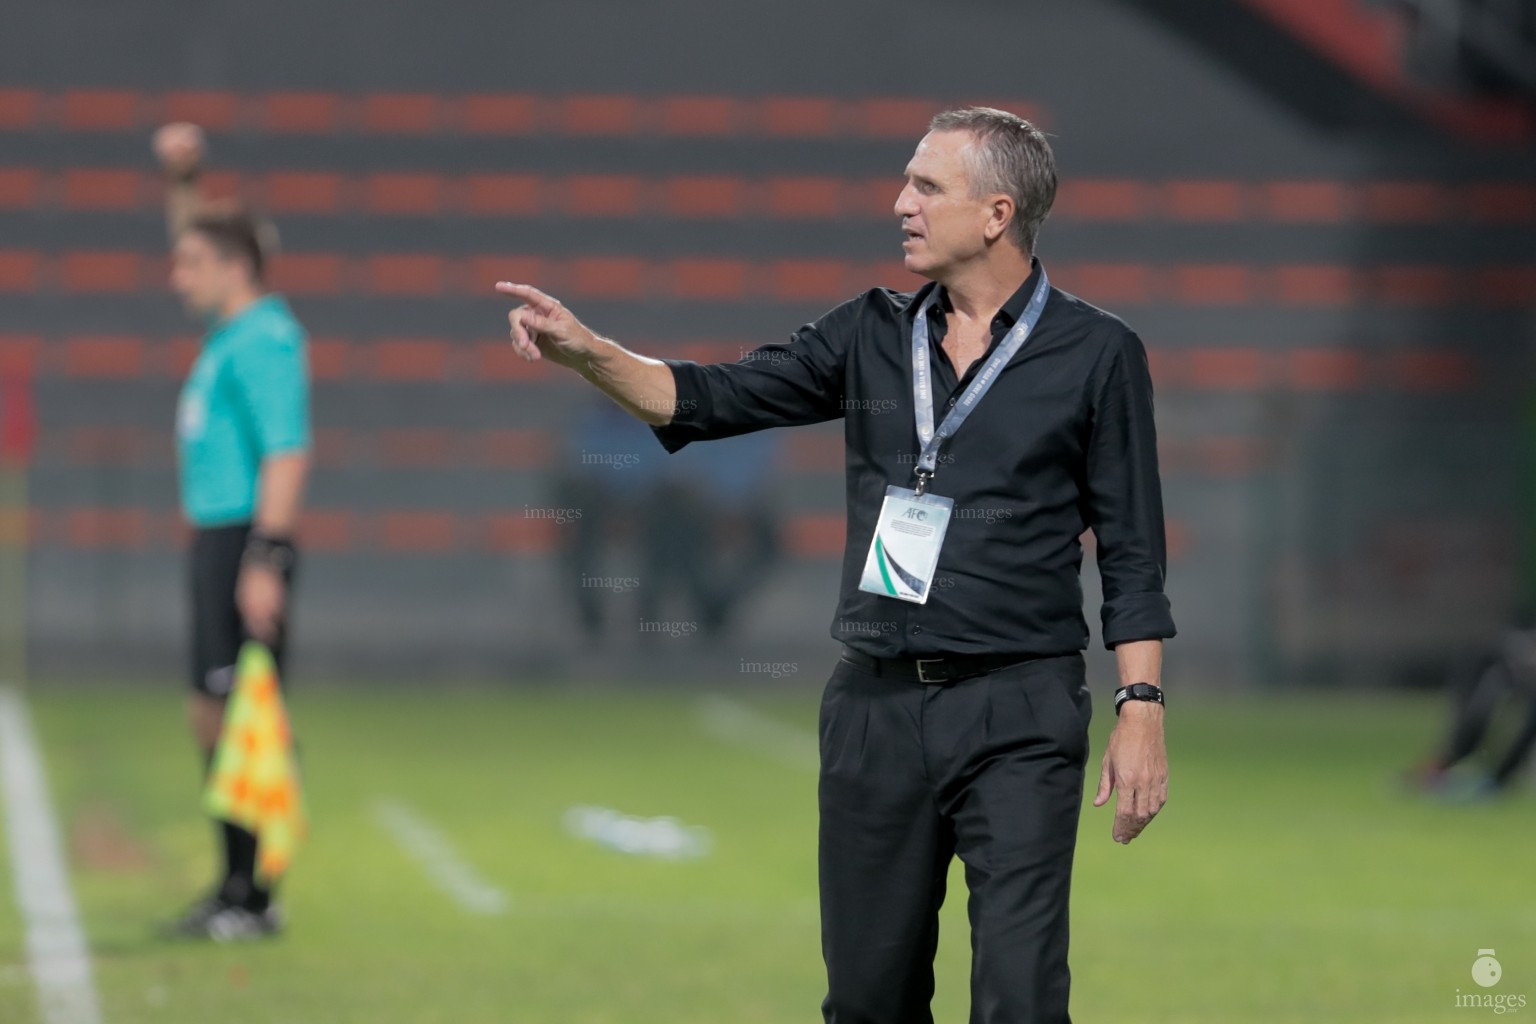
[496,108,1174,1023]
[154,123,312,941]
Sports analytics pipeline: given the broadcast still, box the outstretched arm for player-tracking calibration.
[495,280,848,444]
[495,282,678,425]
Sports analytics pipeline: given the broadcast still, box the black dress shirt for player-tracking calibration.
[651,260,1175,658]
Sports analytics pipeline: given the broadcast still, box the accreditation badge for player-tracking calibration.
[858,486,954,604]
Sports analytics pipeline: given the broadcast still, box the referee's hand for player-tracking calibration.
[237,563,285,646]
[153,122,205,178]
[494,283,597,369]
[1093,702,1168,844]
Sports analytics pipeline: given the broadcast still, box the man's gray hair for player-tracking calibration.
[928,107,1056,254]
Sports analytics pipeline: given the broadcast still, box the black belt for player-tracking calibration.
[840,646,1037,685]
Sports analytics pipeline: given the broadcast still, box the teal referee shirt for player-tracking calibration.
[176,295,311,528]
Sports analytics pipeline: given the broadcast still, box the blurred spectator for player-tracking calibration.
[1409,392,1536,798]
[1409,631,1536,798]
[556,398,780,643]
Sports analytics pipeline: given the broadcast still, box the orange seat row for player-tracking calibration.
[4,506,1201,560]
[2,167,1533,224]
[27,421,1447,480]
[0,249,920,299]
[5,505,854,557]
[0,331,1479,394]
[39,425,557,470]
[0,88,1042,138]
[1,250,1532,307]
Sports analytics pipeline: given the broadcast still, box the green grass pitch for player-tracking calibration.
[0,684,1531,1022]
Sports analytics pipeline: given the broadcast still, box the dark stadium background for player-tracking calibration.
[2,0,1533,691]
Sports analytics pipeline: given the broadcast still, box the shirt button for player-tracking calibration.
[912,625,923,634]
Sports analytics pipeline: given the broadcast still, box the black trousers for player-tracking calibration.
[818,652,1091,1024]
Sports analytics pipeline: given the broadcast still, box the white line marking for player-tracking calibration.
[695,695,819,772]
[371,798,507,916]
[0,685,104,1024]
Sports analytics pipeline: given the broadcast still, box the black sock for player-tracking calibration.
[219,821,271,911]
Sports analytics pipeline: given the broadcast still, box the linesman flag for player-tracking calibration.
[204,642,307,881]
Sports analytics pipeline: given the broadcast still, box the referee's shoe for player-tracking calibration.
[161,888,283,942]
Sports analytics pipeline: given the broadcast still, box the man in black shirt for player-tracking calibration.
[497,107,1174,1023]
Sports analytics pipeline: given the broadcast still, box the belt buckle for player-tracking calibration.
[916,658,946,684]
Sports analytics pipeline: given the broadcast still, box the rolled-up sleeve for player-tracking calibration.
[651,304,850,453]
[1085,327,1176,648]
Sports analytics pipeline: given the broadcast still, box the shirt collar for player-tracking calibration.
[206,293,281,337]
[923,258,1043,332]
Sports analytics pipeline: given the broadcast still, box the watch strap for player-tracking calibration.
[1114,682,1165,715]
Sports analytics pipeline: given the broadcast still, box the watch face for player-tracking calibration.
[1473,954,1502,988]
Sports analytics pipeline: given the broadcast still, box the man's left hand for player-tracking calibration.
[1092,701,1168,844]
[237,563,286,646]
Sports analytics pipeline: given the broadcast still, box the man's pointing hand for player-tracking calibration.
[495,282,596,369]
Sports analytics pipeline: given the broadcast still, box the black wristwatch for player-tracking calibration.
[1114,683,1165,716]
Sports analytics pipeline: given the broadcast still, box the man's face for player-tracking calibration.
[170,231,241,318]
[894,130,997,280]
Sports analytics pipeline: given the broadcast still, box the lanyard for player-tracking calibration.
[910,267,1051,493]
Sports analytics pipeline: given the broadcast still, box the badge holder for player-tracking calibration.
[859,470,953,604]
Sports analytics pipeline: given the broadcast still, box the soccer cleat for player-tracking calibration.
[1436,774,1503,804]
[161,894,283,942]
[204,902,283,942]
[160,892,226,938]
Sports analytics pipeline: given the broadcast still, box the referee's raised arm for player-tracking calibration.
[494,282,678,425]
[153,121,207,242]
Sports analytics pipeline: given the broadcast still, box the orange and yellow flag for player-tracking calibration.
[203,642,307,882]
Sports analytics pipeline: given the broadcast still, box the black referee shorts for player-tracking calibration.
[189,524,295,697]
